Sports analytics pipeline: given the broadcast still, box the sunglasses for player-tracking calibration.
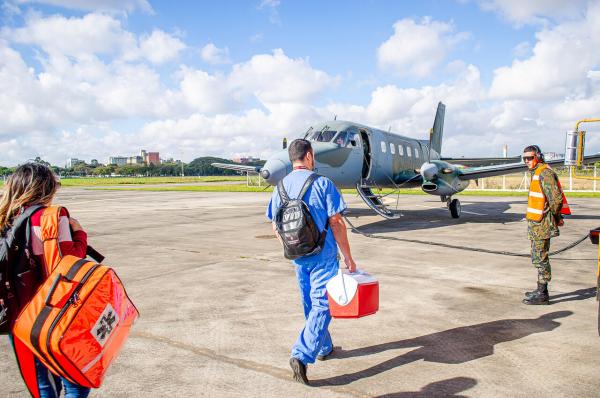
[522,156,535,161]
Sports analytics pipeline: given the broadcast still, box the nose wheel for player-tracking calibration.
[447,197,461,218]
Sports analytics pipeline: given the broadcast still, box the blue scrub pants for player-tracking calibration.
[291,257,339,365]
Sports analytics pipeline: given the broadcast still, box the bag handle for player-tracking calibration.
[44,273,65,306]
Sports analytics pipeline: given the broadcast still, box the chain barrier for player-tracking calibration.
[343,215,589,258]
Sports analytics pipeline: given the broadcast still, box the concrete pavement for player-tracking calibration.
[1,189,599,397]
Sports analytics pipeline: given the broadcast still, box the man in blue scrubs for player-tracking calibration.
[266,139,357,385]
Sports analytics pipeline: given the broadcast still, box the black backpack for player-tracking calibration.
[0,205,43,334]
[275,173,329,260]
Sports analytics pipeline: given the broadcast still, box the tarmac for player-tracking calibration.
[1,189,599,397]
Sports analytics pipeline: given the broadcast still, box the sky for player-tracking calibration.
[1,0,600,166]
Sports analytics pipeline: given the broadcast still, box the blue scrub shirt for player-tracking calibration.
[266,169,347,264]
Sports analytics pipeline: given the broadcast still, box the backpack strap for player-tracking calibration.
[277,180,291,204]
[39,206,64,276]
[297,173,320,200]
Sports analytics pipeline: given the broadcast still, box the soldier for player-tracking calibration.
[522,145,569,305]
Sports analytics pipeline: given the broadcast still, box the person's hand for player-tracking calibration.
[344,257,357,273]
[557,218,564,227]
[69,217,83,232]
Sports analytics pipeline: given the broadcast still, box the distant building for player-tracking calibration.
[147,152,160,165]
[544,152,563,161]
[127,156,144,165]
[109,156,127,166]
[66,158,84,168]
[233,156,260,164]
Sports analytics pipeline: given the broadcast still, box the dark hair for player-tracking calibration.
[288,139,313,162]
[523,145,542,154]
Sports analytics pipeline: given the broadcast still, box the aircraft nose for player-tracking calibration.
[261,159,288,185]
[420,162,439,181]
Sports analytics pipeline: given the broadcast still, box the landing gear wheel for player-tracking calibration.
[449,198,461,218]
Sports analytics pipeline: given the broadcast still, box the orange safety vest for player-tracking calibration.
[526,164,570,221]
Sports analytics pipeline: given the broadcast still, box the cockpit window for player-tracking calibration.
[305,126,337,142]
[333,131,349,146]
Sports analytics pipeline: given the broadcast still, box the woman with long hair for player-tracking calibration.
[1,163,90,398]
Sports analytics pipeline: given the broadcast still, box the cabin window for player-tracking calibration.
[398,144,404,156]
[414,147,420,158]
[380,141,386,153]
[407,146,412,157]
[390,143,395,154]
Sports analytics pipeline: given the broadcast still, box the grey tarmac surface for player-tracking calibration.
[2,189,599,397]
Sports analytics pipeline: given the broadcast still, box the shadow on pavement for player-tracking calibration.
[346,202,523,233]
[550,287,596,304]
[376,377,477,398]
[311,311,572,387]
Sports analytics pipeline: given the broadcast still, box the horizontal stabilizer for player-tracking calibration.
[211,162,261,173]
[457,153,600,181]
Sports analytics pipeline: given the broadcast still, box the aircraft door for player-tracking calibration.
[360,129,371,180]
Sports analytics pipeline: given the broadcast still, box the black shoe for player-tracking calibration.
[523,283,549,305]
[317,347,334,361]
[289,357,309,385]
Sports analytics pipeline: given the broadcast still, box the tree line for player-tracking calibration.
[0,157,265,177]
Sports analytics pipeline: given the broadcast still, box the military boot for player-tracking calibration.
[524,285,538,298]
[522,282,549,305]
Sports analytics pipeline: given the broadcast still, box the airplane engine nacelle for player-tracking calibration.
[420,161,469,197]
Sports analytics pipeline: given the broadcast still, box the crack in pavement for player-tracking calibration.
[133,330,368,397]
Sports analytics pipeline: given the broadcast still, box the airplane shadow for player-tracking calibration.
[311,311,572,387]
[346,199,600,233]
[550,287,596,304]
[346,201,523,233]
[376,377,477,398]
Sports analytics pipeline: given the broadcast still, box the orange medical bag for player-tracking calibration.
[12,255,139,388]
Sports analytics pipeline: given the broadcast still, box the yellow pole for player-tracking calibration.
[572,118,600,179]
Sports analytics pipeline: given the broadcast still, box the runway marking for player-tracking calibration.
[133,330,367,397]
[414,204,487,216]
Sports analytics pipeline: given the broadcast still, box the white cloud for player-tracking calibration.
[478,0,587,25]
[139,30,186,64]
[490,2,600,99]
[200,43,231,65]
[13,0,153,14]
[228,49,339,104]
[10,13,138,58]
[377,17,468,78]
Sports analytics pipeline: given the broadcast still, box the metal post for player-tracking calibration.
[594,165,597,192]
[246,172,249,187]
[569,166,573,191]
[503,144,507,190]
[482,178,485,190]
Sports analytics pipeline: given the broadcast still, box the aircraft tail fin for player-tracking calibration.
[429,102,445,157]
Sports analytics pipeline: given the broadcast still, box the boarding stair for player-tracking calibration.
[356,183,400,219]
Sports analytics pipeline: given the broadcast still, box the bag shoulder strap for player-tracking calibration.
[298,173,320,201]
[39,206,64,276]
[277,180,291,204]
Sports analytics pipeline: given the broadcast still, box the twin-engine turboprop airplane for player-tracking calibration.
[213,102,600,219]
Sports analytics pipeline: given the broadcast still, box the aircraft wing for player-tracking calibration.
[457,153,600,181]
[441,156,521,167]
[211,162,261,173]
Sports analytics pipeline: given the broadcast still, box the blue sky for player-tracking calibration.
[1,0,599,165]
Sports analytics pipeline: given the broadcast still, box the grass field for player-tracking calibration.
[2,174,600,197]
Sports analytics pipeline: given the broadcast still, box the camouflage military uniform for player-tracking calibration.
[527,165,563,284]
